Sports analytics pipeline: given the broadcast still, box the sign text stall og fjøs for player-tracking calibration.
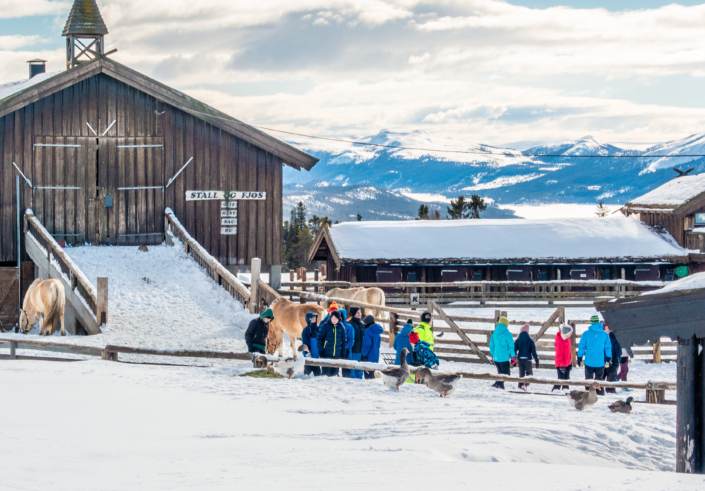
[186,191,266,235]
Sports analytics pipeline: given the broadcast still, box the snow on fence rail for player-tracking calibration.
[164,208,251,308]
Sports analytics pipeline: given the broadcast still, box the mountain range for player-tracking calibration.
[281,130,705,220]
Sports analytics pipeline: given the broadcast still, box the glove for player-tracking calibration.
[577,357,583,367]
[535,360,540,369]
[510,357,517,366]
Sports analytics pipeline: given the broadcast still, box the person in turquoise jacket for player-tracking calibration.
[393,319,415,366]
[577,315,611,396]
[489,316,516,389]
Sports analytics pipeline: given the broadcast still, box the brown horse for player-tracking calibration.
[321,287,386,319]
[20,278,66,336]
[267,298,325,358]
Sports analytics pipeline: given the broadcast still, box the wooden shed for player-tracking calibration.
[0,0,317,270]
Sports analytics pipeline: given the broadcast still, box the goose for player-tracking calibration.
[271,345,307,379]
[377,348,410,390]
[416,367,461,397]
[567,383,600,411]
[608,397,634,414]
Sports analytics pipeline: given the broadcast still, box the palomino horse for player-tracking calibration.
[267,298,325,358]
[321,287,386,319]
[20,278,66,336]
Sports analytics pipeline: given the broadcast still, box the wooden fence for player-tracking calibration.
[165,208,251,308]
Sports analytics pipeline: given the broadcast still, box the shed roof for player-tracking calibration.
[624,173,705,217]
[311,217,691,268]
[63,0,109,36]
[0,57,318,170]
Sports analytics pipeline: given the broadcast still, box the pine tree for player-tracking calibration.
[417,204,429,220]
[447,196,470,219]
[468,194,487,219]
[289,227,313,269]
[595,201,610,217]
[430,209,442,220]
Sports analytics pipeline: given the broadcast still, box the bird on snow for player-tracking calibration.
[271,345,307,379]
[377,348,410,390]
[608,397,634,414]
[567,383,600,411]
[415,367,461,397]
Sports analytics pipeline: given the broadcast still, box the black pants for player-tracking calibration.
[552,366,572,391]
[585,366,605,395]
[492,361,511,389]
[322,367,339,377]
[364,370,376,380]
[603,364,618,393]
[518,360,533,389]
[304,365,321,377]
[249,347,266,354]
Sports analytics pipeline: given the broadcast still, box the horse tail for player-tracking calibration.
[43,282,63,334]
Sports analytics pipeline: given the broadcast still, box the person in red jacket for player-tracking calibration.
[552,324,573,391]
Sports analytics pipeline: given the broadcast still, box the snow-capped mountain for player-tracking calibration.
[283,130,705,207]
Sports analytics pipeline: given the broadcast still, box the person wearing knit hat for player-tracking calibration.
[361,314,383,379]
[490,316,516,389]
[578,314,611,396]
[328,302,339,313]
[590,315,600,324]
[348,307,366,379]
[514,324,539,391]
[414,312,435,352]
[552,324,573,391]
[393,318,416,367]
[316,310,347,377]
[245,308,274,354]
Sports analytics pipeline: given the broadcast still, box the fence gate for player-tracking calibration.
[0,268,19,332]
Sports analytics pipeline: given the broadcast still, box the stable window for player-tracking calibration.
[696,213,705,225]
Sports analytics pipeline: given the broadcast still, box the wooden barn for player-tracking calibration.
[0,0,317,329]
[308,216,695,284]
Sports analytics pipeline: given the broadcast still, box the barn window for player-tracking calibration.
[696,213,705,225]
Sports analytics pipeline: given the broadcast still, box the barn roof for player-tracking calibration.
[0,57,318,170]
[309,217,692,268]
[623,173,705,217]
[62,0,109,36]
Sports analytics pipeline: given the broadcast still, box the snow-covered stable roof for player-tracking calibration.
[625,173,705,215]
[642,272,705,296]
[311,216,692,266]
[0,71,61,103]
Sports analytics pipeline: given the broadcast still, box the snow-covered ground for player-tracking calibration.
[0,357,698,491]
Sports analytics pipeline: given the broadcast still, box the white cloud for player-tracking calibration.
[0,35,43,50]
[0,0,68,19]
[408,52,430,64]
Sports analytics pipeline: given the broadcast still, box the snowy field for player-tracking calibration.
[0,357,700,491]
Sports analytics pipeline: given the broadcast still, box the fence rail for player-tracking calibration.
[164,208,250,308]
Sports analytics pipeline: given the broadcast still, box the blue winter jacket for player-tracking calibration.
[317,318,347,359]
[338,309,355,351]
[393,322,415,365]
[301,312,320,359]
[362,323,383,363]
[490,323,516,363]
[578,323,612,368]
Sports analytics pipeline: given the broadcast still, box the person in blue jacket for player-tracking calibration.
[361,314,383,380]
[300,312,321,377]
[317,310,346,377]
[393,319,415,366]
[338,308,356,378]
[489,316,516,390]
[577,315,611,396]
[348,307,365,379]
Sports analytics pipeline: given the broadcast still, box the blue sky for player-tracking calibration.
[2,0,705,148]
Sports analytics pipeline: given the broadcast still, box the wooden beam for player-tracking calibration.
[532,307,562,342]
[431,300,492,364]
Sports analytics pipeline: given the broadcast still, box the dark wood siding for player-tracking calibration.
[0,73,283,265]
[639,212,686,247]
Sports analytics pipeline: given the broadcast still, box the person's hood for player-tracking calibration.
[338,309,347,320]
[588,322,605,333]
[366,323,384,334]
[305,312,318,327]
[400,323,414,335]
[494,323,510,335]
[517,331,531,341]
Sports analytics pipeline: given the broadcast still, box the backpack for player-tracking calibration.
[415,341,439,369]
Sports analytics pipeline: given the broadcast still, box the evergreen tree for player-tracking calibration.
[417,204,429,220]
[595,201,610,217]
[430,209,442,220]
[447,196,470,219]
[468,194,488,219]
[308,215,332,239]
[289,227,313,269]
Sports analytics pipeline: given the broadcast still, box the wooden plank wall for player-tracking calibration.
[0,73,283,266]
[639,212,686,247]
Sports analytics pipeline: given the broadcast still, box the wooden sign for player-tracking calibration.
[221,201,238,209]
[186,191,266,201]
[410,293,420,306]
[220,209,237,217]
[221,227,237,235]
[221,218,237,226]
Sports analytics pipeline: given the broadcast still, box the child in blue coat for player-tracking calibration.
[301,312,321,377]
[393,319,415,366]
[362,315,382,379]
[338,309,356,378]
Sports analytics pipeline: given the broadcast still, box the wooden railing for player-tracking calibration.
[25,210,107,324]
[164,208,250,308]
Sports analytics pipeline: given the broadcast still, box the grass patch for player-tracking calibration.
[236,369,284,379]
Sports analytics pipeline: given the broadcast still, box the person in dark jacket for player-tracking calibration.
[301,312,321,377]
[348,307,365,379]
[245,308,274,354]
[514,324,539,391]
[317,310,346,377]
[339,309,355,378]
[393,319,415,366]
[361,314,382,379]
[603,325,621,394]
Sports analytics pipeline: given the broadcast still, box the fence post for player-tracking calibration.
[570,321,577,367]
[558,306,565,325]
[289,269,295,282]
[321,264,327,277]
[10,341,16,360]
[494,310,500,325]
[653,338,662,364]
[270,265,281,291]
[389,312,398,348]
[97,277,108,326]
[314,269,319,282]
[250,258,261,314]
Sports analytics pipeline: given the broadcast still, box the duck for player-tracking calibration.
[567,383,600,411]
[377,348,410,390]
[608,397,634,414]
[416,367,461,397]
[271,345,307,379]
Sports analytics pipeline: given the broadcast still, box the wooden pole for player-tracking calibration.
[289,269,294,282]
[97,277,108,325]
[653,337,662,364]
[431,300,492,364]
[10,341,16,360]
[250,258,261,314]
[570,321,578,367]
[676,335,703,473]
[532,307,562,342]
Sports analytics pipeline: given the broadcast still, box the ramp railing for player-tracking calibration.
[164,208,251,308]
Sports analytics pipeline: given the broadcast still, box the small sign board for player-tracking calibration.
[410,293,420,306]
[220,209,237,217]
[221,227,237,235]
[221,218,237,226]
[221,201,238,209]
[186,191,266,201]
